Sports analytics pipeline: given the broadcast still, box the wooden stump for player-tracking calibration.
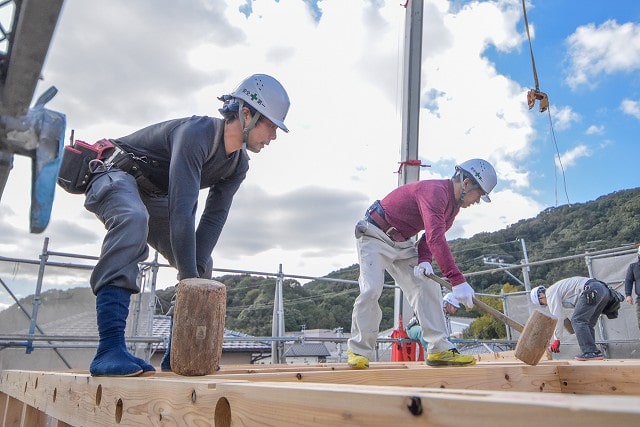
[515,309,557,366]
[171,278,226,376]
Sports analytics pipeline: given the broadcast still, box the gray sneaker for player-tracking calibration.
[574,351,604,361]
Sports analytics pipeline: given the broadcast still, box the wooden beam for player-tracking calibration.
[1,370,220,426]
[214,381,640,426]
[209,364,565,393]
[0,391,7,423]
[3,395,24,426]
[24,402,48,426]
[557,362,640,395]
[2,361,640,426]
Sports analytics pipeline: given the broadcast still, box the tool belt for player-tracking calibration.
[365,200,408,242]
[57,138,115,194]
[57,138,163,195]
[108,143,165,195]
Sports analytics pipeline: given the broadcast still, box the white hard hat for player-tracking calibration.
[229,74,290,132]
[443,292,460,308]
[456,159,497,202]
[530,286,545,305]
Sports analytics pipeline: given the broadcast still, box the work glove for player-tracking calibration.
[452,282,474,308]
[413,262,434,280]
[549,339,561,353]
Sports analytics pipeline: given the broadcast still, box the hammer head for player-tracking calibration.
[514,310,557,366]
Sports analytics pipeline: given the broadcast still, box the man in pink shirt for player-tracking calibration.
[347,159,497,368]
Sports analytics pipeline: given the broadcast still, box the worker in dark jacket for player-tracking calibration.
[624,246,640,330]
[84,74,290,376]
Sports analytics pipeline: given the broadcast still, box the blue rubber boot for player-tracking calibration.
[90,285,148,376]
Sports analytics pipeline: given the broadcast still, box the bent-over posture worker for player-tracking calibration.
[531,276,618,361]
[83,74,290,376]
[406,292,461,349]
[624,247,640,330]
[348,159,497,368]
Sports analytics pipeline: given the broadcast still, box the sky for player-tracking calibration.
[1,0,640,308]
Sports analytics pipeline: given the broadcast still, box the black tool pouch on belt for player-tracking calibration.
[57,139,114,194]
[603,286,625,319]
[110,150,165,196]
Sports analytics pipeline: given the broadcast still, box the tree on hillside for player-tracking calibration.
[463,283,520,340]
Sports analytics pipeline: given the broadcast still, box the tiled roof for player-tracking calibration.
[12,312,270,352]
[152,316,271,352]
[13,311,98,336]
[284,342,331,357]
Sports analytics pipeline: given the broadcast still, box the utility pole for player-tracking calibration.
[398,0,423,187]
[520,238,531,291]
[395,0,425,329]
[271,264,286,363]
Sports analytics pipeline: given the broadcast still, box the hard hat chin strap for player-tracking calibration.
[457,173,467,205]
[237,99,261,150]
[457,170,483,205]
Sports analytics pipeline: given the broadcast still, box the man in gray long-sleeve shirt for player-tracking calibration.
[624,247,640,330]
[531,276,615,361]
[81,74,290,376]
[347,159,497,369]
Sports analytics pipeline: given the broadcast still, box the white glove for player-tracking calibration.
[452,282,475,308]
[413,262,434,281]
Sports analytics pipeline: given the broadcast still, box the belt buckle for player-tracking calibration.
[385,226,399,240]
[103,146,123,166]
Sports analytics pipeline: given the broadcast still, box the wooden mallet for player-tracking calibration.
[427,274,556,366]
[170,278,226,376]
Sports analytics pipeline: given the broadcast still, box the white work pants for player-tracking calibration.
[348,219,451,360]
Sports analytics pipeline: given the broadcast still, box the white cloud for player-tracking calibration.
[621,99,640,120]
[585,124,604,135]
[551,106,581,131]
[448,188,543,239]
[565,20,640,89]
[556,144,592,168]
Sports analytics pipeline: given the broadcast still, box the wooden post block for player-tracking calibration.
[515,309,557,366]
[171,278,226,376]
